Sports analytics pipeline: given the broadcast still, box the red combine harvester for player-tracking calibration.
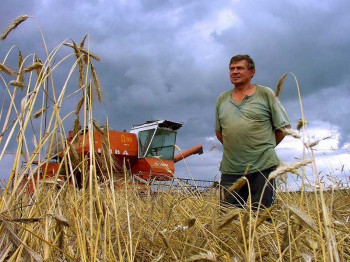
[19,120,204,193]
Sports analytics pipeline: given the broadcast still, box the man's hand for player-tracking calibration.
[216,130,223,144]
[275,125,291,146]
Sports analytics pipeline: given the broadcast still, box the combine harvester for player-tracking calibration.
[19,120,212,194]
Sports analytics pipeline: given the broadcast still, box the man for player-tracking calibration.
[215,54,290,209]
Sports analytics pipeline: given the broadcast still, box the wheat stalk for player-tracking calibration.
[269,160,312,180]
[23,62,43,73]
[1,15,347,262]
[255,206,275,228]
[73,117,80,135]
[217,208,241,229]
[75,97,85,115]
[297,118,307,131]
[33,107,48,119]
[87,82,94,106]
[9,80,25,88]
[72,41,85,89]
[227,177,247,193]
[46,212,70,227]
[304,136,331,149]
[283,204,318,232]
[185,251,216,262]
[1,15,28,40]
[64,43,101,61]
[0,218,43,261]
[275,73,287,97]
[0,63,16,76]
[283,128,301,139]
[80,35,88,48]
[90,63,102,102]
[17,50,24,83]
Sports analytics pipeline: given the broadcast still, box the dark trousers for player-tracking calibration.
[220,166,276,210]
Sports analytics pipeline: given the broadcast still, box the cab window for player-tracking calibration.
[146,129,176,160]
[138,129,156,157]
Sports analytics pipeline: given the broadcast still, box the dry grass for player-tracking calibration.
[0,16,349,261]
[1,182,349,261]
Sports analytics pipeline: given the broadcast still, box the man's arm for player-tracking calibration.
[275,125,291,146]
[216,130,223,144]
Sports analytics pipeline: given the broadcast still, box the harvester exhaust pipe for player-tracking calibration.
[174,145,203,163]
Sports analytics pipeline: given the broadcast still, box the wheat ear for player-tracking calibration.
[269,160,312,180]
[227,177,247,193]
[23,62,43,73]
[90,63,102,102]
[73,117,80,135]
[283,128,301,139]
[275,73,287,97]
[283,204,318,232]
[72,41,85,89]
[17,50,24,84]
[1,15,28,40]
[75,97,85,115]
[80,35,88,48]
[9,80,25,88]
[64,43,101,61]
[297,118,307,130]
[33,107,48,119]
[0,63,16,76]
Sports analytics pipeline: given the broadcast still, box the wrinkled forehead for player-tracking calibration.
[229,59,249,68]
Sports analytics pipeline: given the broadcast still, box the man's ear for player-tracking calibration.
[250,69,256,78]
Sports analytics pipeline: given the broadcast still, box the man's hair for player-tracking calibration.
[229,55,255,70]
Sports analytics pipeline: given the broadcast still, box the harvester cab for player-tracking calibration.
[131,120,182,160]
[130,120,191,180]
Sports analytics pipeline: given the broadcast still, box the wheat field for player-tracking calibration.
[0,16,349,261]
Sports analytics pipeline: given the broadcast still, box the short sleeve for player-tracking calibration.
[271,98,290,130]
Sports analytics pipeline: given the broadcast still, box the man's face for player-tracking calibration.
[229,60,255,86]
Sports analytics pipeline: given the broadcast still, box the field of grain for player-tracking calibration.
[1,178,349,261]
[0,16,349,261]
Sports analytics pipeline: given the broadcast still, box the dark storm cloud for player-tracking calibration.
[1,0,349,180]
[214,0,350,96]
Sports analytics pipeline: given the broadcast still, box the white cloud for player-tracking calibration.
[276,123,350,189]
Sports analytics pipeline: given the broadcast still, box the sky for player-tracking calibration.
[0,0,349,189]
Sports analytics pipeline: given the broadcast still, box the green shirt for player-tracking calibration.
[215,85,290,174]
